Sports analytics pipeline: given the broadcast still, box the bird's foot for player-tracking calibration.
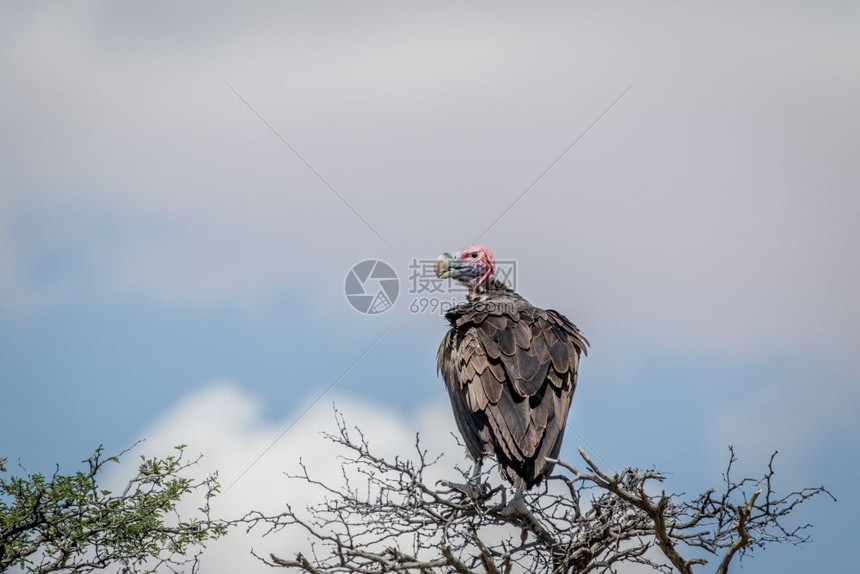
[496,493,555,544]
[436,479,488,500]
[499,493,530,518]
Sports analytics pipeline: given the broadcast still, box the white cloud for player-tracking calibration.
[105,381,677,573]
[103,381,463,572]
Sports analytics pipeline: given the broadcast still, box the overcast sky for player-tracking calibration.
[1,2,858,572]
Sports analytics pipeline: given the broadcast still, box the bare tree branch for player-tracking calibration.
[232,412,833,573]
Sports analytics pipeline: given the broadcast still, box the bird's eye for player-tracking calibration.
[470,252,479,259]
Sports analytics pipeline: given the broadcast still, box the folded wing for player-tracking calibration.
[438,305,587,488]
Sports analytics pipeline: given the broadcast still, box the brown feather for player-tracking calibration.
[496,327,516,356]
[438,277,588,489]
[480,368,504,404]
[511,320,531,349]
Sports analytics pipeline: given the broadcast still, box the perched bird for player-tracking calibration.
[436,244,588,501]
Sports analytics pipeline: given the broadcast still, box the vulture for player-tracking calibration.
[435,244,588,495]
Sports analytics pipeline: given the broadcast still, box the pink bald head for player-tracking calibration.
[435,244,498,291]
[457,244,496,289]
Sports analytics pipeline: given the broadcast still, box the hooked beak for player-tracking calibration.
[434,252,457,279]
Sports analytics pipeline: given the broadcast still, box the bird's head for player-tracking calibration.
[434,244,496,292]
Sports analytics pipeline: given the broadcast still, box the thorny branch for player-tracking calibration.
[234,414,834,574]
[0,443,226,573]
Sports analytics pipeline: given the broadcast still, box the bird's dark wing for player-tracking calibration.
[438,305,588,487]
[437,328,495,460]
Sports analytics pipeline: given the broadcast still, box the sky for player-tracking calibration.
[1,1,859,571]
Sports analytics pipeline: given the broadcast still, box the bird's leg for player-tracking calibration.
[470,459,483,483]
[500,481,527,517]
[499,482,554,544]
